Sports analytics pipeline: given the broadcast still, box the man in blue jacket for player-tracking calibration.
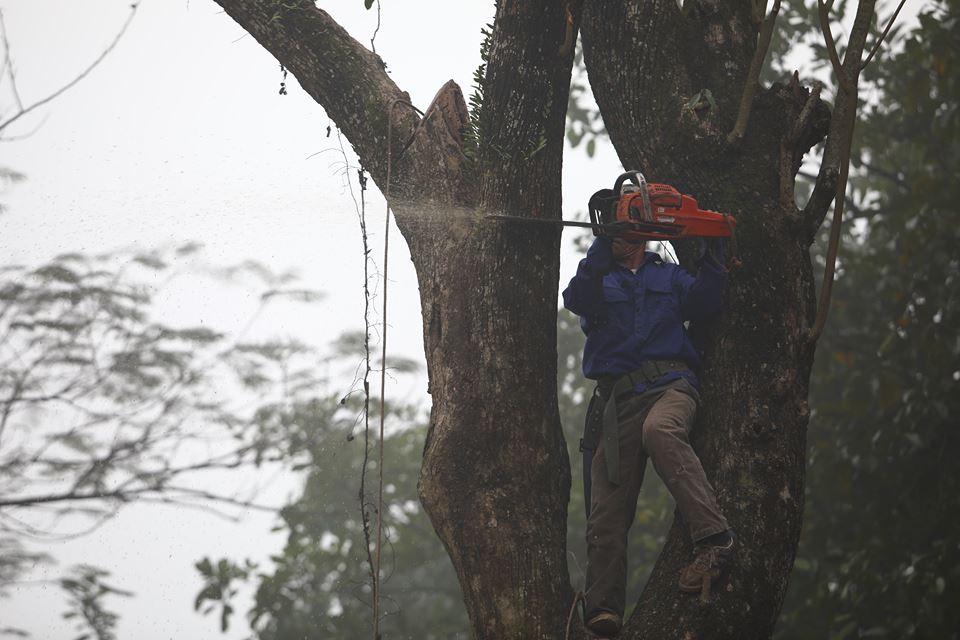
[563,235,735,637]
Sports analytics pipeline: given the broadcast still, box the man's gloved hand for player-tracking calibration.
[696,237,728,268]
[585,235,615,275]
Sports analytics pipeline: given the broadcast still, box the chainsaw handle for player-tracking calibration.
[613,171,644,194]
[614,170,653,224]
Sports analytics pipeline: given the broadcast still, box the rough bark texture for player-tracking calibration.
[211,0,866,637]
[409,4,584,637]
[579,1,832,637]
[214,1,583,637]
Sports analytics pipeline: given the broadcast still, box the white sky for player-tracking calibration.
[0,0,926,637]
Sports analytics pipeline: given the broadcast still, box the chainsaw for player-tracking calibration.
[487,171,737,244]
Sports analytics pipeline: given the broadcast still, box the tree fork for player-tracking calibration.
[214,1,584,637]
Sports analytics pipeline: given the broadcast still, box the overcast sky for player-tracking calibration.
[0,1,620,638]
[0,0,924,637]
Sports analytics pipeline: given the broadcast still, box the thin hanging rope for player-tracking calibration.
[372,96,421,640]
[564,591,585,640]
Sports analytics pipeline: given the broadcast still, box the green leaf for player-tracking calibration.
[32,265,80,283]
[195,557,213,577]
[132,253,167,270]
[175,241,203,256]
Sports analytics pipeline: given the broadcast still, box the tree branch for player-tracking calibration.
[0,484,278,512]
[211,0,419,191]
[0,9,24,111]
[780,81,823,210]
[728,0,782,144]
[802,0,877,231]
[861,0,907,70]
[807,0,877,342]
[816,0,853,94]
[0,4,139,136]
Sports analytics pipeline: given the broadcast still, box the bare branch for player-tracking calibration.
[780,81,823,209]
[798,169,874,217]
[0,485,278,512]
[861,0,907,70]
[0,10,24,111]
[788,81,825,145]
[211,0,419,190]
[816,0,853,95]
[728,0,782,144]
[0,4,139,136]
[803,0,877,229]
[807,0,878,342]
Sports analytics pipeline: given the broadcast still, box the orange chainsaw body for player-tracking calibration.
[613,183,737,242]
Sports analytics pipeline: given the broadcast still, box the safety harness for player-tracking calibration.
[580,360,690,518]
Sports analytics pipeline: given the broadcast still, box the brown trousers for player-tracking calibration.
[584,380,729,618]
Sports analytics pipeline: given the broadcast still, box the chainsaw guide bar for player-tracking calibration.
[485,215,684,238]
[487,171,736,243]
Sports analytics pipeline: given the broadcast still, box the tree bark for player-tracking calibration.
[213,1,583,637]
[578,0,839,637]
[211,0,870,637]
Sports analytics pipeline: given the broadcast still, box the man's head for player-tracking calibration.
[612,238,646,269]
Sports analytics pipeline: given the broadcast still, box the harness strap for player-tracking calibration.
[597,359,689,486]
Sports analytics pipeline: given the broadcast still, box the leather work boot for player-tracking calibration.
[585,610,622,638]
[678,535,736,602]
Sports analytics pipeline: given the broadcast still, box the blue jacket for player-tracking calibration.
[562,236,727,392]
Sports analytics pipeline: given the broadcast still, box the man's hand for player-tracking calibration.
[697,237,728,269]
[585,236,615,275]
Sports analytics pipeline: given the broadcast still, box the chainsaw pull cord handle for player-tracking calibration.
[636,173,653,223]
[614,171,653,224]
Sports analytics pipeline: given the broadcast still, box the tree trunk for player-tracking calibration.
[210,0,873,637]
[406,3,582,633]
[212,1,584,637]
[578,1,837,637]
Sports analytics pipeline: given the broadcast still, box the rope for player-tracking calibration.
[372,96,421,640]
[724,215,743,270]
[564,590,585,640]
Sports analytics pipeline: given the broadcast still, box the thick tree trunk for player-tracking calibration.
[406,4,583,635]
[579,1,832,637]
[211,0,873,637]
[213,1,584,637]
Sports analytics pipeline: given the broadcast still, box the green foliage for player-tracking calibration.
[0,538,50,597]
[194,392,470,639]
[60,565,132,640]
[0,164,27,215]
[463,23,494,165]
[565,43,607,158]
[777,2,960,637]
[0,247,323,632]
[194,558,256,633]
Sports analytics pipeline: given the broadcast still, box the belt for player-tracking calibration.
[597,359,689,485]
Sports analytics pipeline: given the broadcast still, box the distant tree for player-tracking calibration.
[59,565,133,640]
[778,3,960,636]
[192,332,470,639]
[0,247,322,638]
